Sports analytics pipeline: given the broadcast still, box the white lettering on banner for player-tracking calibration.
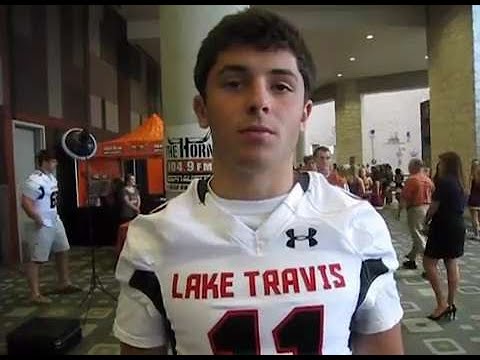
[166,134,213,191]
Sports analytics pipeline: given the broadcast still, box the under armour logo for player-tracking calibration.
[285,228,318,248]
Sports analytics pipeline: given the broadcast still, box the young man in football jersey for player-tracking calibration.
[114,8,404,355]
[21,149,81,304]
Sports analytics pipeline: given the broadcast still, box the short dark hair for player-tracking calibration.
[36,149,56,166]
[303,155,314,163]
[194,8,316,101]
[124,173,135,184]
[313,146,331,157]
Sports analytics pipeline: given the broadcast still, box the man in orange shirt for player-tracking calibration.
[397,158,435,269]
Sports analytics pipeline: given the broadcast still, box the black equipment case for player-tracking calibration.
[7,317,82,355]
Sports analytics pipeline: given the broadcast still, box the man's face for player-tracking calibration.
[194,46,312,172]
[305,159,317,171]
[44,159,58,173]
[315,150,331,173]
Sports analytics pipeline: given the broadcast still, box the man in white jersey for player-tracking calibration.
[114,8,404,355]
[22,149,81,304]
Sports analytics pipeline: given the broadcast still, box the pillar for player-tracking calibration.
[158,5,248,197]
[427,5,477,175]
[335,80,362,165]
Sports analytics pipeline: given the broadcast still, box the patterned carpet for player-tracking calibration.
[0,248,120,355]
[1,208,479,354]
[384,206,480,355]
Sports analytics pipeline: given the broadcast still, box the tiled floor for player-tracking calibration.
[385,206,480,355]
[0,248,120,355]
[1,207,479,354]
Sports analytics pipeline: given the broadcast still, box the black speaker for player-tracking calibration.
[7,317,82,355]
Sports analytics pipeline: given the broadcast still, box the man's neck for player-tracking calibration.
[319,168,330,177]
[210,162,296,201]
[39,166,51,175]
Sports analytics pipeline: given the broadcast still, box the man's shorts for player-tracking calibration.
[27,218,70,263]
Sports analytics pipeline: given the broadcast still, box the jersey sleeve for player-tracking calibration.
[113,215,167,349]
[349,203,403,334]
[22,177,43,200]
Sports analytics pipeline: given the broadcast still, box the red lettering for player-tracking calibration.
[329,263,345,288]
[172,273,183,298]
[202,273,219,299]
[281,268,300,294]
[220,272,234,298]
[185,273,201,299]
[299,267,317,292]
[244,271,260,296]
[318,265,332,290]
[263,270,281,295]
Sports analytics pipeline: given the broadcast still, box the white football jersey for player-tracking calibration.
[114,172,403,355]
[22,170,59,227]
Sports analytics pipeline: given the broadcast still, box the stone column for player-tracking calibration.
[335,80,362,165]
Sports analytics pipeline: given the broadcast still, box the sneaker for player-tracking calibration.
[31,294,52,305]
[402,260,418,270]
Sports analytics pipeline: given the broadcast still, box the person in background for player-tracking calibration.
[348,165,366,198]
[423,152,466,321]
[370,166,385,209]
[119,173,141,223]
[397,158,434,270]
[21,149,81,304]
[313,146,332,177]
[301,155,318,172]
[467,159,480,240]
[393,168,404,204]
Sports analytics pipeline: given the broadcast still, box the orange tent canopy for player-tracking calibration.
[96,113,164,158]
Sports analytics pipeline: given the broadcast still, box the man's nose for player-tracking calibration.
[247,80,271,116]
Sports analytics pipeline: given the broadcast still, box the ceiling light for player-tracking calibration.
[366,34,374,40]
[349,57,356,62]
[425,55,429,60]
[337,73,343,78]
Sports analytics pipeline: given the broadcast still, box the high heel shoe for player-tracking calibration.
[427,306,451,321]
[449,304,457,320]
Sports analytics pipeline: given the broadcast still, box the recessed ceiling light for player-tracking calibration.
[349,57,356,62]
[425,55,429,60]
[337,73,343,77]
[366,34,374,40]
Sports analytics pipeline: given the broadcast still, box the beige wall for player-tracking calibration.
[427,5,476,175]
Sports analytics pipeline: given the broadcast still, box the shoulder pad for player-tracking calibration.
[149,201,168,214]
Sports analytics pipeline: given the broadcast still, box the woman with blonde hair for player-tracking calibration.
[423,152,466,321]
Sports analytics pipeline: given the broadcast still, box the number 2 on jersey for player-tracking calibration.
[208,305,324,355]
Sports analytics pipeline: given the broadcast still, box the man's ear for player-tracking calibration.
[193,95,209,129]
[300,99,313,132]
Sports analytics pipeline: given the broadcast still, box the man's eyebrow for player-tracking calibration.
[270,68,298,80]
[217,66,298,81]
[218,65,249,76]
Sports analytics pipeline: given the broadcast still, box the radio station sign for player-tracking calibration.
[166,132,213,192]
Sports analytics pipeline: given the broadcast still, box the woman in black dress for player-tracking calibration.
[423,152,466,320]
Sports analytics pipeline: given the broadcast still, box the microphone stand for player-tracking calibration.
[73,131,117,323]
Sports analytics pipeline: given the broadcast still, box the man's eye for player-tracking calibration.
[223,80,242,89]
[273,83,293,92]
